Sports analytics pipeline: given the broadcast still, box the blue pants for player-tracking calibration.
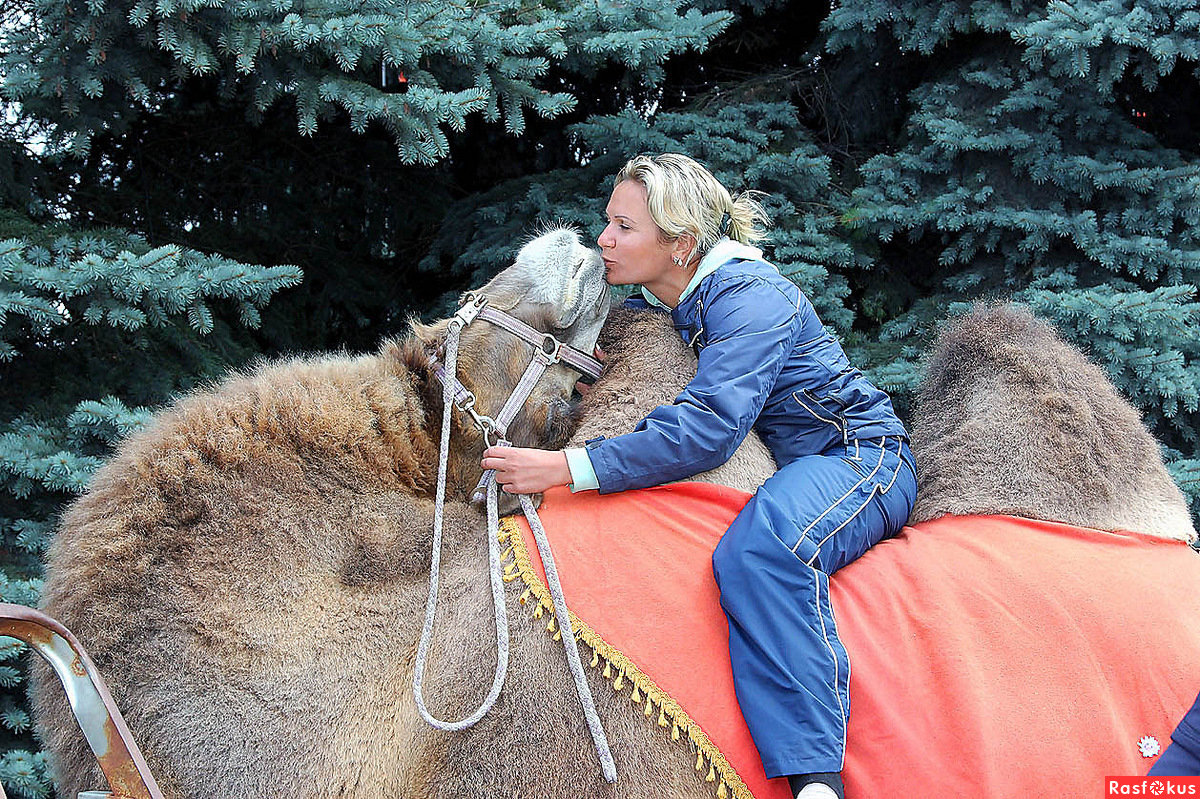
[712,436,916,778]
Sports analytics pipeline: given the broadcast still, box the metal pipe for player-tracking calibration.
[0,604,165,799]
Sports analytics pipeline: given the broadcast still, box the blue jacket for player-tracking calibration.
[583,254,908,494]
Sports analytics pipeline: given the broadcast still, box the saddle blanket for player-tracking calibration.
[502,483,1200,798]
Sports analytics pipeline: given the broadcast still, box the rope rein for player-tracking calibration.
[412,323,510,731]
[412,297,616,783]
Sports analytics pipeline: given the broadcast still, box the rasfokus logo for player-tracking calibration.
[1106,777,1200,796]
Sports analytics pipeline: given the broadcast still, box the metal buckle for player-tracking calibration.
[457,392,499,447]
[450,293,488,330]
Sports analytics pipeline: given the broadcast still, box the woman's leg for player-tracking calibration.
[711,437,916,784]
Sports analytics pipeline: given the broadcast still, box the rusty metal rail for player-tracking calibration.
[0,603,165,799]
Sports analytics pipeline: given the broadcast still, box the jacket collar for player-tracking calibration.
[641,238,765,309]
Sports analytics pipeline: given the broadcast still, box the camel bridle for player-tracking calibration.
[414,291,617,784]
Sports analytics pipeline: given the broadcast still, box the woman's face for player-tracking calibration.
[597,180,678,287]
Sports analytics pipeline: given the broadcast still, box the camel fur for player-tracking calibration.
[31,277,1195,797]
[909,303,1196,543]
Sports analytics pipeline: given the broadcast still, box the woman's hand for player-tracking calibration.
[481,446,572,494]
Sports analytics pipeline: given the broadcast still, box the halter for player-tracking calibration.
[412,291,617,784]
[430,292,603,446]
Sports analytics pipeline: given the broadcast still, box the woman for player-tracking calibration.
[481,153,916,799]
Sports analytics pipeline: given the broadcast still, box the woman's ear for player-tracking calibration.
[671,233,697,266]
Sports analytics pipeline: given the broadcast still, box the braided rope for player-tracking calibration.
[412,323,510,730]
[412,321,616,784]
[520,492,617,783]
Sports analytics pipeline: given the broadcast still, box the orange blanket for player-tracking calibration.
[502,485,1200,798]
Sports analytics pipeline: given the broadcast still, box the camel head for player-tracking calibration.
[406,227,608,497]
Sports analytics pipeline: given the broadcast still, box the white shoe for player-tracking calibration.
[796,784,839,799]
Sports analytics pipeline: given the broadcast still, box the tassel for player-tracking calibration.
[717,780,728,798]
[501,545,514,561]
[502,570,519,583]
[695,750,704,771]
[590,649,599,668]
[658,708,668,727]
[671,723,680,741]
[553,629,562,642]
[630,684,641,703]
[533,603,544,619]
[644,696,653,717]
[613,672,625,691]
[546,617,557,634]
[519,588,531,605]
[602,662,612,679]
[706,764,716,783]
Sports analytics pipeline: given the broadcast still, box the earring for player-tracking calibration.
[673,256,684,267]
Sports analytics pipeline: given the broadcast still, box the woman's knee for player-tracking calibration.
[712,518,751,590]
[712,489,797,589]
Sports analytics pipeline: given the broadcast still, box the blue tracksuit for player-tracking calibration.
[583,253,917,777]
[1150,691,1200,776]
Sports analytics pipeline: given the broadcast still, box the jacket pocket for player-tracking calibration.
[791,390,846,438]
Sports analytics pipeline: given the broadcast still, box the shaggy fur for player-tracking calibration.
[32,290,1195,798]
[33,229,722,799]
[909,303,1196,542]
[571,306,776,493]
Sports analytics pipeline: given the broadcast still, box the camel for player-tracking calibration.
[29,230,1196,797]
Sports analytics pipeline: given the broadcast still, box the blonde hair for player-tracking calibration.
[614,153,771,264]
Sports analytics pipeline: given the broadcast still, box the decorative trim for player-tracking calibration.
[497,517,755,799]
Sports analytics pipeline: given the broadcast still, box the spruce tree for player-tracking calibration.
[0,204,301,794]
[824,0,1200,503]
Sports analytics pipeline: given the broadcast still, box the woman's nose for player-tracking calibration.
[596,225,613,249]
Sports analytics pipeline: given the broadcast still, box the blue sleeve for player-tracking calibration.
[585,276,798,493]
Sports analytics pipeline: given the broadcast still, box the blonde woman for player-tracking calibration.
[483,153,916,799]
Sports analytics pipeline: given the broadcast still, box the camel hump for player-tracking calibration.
[909,302,1196,542]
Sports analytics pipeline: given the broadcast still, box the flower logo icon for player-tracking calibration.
[1139,735,1161,758]
[1148,780,1166,796]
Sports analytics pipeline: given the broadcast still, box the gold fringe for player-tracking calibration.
[498,516,757,799]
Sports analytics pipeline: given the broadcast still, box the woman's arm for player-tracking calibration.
[584,275,798,492]
[481,273,799,495]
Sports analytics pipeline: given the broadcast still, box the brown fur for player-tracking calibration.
[32,232,719,798]
[909,303,1196,542]
[571,306,776,493]
[33,289,1194,798]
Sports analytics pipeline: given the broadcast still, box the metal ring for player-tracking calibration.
[540,333,563,361]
